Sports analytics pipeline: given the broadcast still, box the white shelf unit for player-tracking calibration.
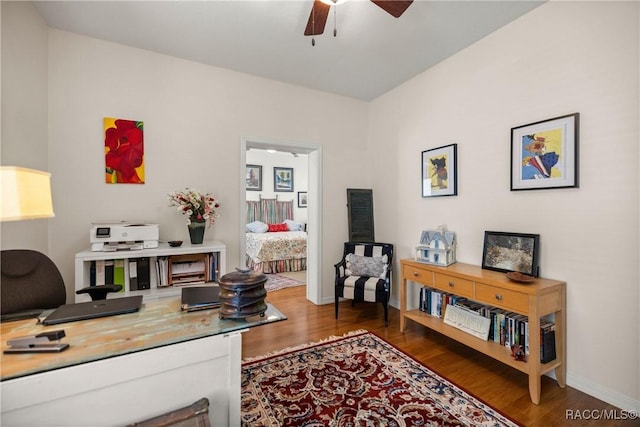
[74,241,226,302]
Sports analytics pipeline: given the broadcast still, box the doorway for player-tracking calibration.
[240,136,323,305]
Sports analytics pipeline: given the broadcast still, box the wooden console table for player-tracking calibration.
[1,298,286,426]
[399,259,566,404]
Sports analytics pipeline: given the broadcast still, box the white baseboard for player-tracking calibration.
[566,373,640,413]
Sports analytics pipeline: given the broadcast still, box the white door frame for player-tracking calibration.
[239,136,323,305]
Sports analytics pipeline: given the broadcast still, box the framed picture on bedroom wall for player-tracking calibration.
[274,167,294,192]
[246,164,262,191]
[246,165,262,191]
[298,192,308,208]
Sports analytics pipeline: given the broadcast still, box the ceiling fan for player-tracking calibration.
[304,0,413,42]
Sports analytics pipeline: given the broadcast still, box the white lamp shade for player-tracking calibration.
[0,166,55,221]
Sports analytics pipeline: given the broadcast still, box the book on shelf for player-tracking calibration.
[113,259,125,292]
[209,253,220,282]
[90,261,96,286]
[95,259,106,286]
[128,257,151,291]
[104,260,114,285]
[540,320,556,363]
[156,256,169,287]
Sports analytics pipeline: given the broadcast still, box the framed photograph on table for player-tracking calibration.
[421,143,457,197]
[511,113,579,191]
[246,164,262,191]
[274,167,294,192]
[481,231,540,277]
[297,192,308,208]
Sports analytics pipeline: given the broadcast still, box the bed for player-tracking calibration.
[245,198,307,274]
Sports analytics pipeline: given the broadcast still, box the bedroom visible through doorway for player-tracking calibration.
[240,137,322,305]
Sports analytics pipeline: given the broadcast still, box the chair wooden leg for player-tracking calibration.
[335,294,339,319]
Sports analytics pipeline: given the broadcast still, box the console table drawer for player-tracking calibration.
[475,283,528,313]
[434,273,473,298]
[402,265,433,286]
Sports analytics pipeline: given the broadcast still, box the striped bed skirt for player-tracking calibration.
[246,256,307,274]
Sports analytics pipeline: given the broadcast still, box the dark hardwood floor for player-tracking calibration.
[242,286,633,426]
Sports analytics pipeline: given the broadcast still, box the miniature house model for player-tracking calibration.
[415,229,456,266]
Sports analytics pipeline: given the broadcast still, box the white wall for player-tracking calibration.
[43,28,368,305]
[0,2,50,253]
[245,149,308,224]
[370,1,639,412]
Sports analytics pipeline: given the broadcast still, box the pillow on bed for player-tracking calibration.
[345,253,388,279]
[284,219,303,231]
[268,223,288,232]
[246,221,268,233]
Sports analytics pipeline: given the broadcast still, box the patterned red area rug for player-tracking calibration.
[264,274,304,292]
[241,330,521,427]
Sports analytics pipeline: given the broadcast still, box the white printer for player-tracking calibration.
[90,222,159,252]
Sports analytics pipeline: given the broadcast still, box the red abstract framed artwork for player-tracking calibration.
[104,117,145,184]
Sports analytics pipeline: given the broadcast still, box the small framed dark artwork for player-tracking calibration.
[421,143,457,197]
[246,164,262,191]
[274,167,294,192]
[297,191,308,208]
[511,113,579,191]
[481,231,540,277]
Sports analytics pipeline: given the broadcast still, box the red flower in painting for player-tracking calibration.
[105,119,144,183]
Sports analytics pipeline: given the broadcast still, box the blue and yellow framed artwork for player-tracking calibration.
[511,113,579,191]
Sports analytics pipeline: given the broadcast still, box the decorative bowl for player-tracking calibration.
[506,271,535,283]
[168,240,183,247]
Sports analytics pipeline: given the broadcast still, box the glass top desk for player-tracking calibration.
[1,297,286,426]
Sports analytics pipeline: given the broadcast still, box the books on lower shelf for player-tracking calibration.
[419,286,556,363]
[89,259,122,292]
[87,253,220,291]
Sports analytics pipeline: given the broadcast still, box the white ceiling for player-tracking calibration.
[33,0,544,101]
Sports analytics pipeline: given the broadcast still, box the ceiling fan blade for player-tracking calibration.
[370,0,413,18]
[304,0,331,36]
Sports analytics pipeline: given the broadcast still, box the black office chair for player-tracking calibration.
[1,249,67,321]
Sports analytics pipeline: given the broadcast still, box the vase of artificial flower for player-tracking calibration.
[187,217,207,244]
[168,188,220,245]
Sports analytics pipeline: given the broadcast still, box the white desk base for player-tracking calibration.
[1,331,243,426]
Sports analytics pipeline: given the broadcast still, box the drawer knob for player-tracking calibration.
[413,271,419,277]
[495,294,503,301]
[448,282,455,287]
